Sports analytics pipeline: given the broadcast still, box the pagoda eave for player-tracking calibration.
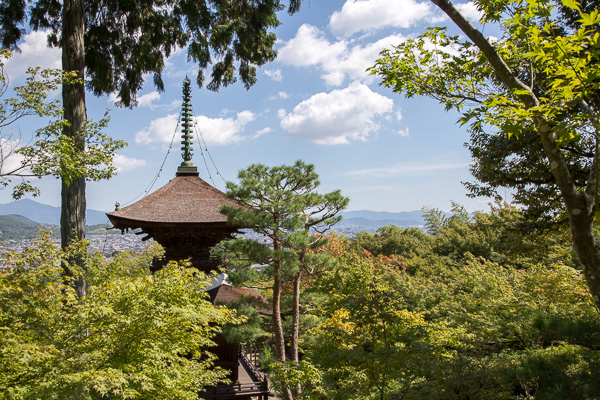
[107,215,239,232]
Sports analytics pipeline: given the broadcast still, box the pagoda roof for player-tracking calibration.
[107,174,239,228]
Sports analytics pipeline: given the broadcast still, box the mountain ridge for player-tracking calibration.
[0,199,109,225]
[0,200,429,230]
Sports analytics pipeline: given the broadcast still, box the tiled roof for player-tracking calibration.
[107,175,239,225]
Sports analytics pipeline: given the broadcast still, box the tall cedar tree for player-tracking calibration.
[0,0,301,295]
[371,0,600,311]
[215,160,348,400]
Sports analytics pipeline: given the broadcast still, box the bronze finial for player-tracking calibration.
[177,76,199,176]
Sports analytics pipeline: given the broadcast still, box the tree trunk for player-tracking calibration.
[290,269,302,399]
[272,257,293,400]
[538,128,600,311]
[431,0,600,312]
[272,261,286,362]
[61,0,87,298]
[291,269,301,363]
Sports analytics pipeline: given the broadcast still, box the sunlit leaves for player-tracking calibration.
[0,51,126,198]
[371,0,600,144]
[0,234,237,399]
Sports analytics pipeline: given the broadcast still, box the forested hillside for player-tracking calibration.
[222,202,600,399]
[0,215,58,240]
[1,202,598,399]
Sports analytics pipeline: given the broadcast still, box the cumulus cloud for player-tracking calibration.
[345,161,468,177]
[136,91,161,108]
[3,31,61,79]
[329,0,436,37]
[279,82,394,145]
[455,2,482,22]
[278,24,405,86]
[135,111,256,146]
[278,25,347,68]
[264,69,283,81]
[113,154,148,172]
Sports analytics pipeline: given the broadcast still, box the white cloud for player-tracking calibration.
[4,30,61,79]
[456,2,482,22]
[113,154,148,172]
[264,69,283,81]
[278,25,347,68]
[397,127,410,137]
[0,139,27,175]
[345,161,468,177]
[278,25,405,86]
[269,91,289,100]
[136,91,161,108]
[108,91,180,111]
[277,109,287,119]
[329,0,435,37]
[280,82,394,145]
[135,111,256,146]
[253,127,272,138]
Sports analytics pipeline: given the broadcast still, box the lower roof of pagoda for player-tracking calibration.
[106,174,240,229]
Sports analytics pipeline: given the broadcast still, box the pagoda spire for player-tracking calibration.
[177,76,198,176]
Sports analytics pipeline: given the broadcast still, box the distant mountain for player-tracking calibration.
[341,210,424,222]
[338,210,425,230]
[0,214,59,240]
[0,199,109,225]
[0,200,429,234]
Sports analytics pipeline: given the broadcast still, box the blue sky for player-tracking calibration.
[1,0,494,214]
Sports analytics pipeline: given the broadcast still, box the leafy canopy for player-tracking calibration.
[0,234,238,400]
[370,0,600,221]
[0,50,126,199]
[0,0,302,106]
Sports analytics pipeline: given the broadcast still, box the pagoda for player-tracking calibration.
[107,77,240,273]
[106,78,270,400]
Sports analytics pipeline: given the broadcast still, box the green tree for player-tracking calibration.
[352,225,433,260]
[315,235,600,399]
[421,202,574,267]
[0,51,124,201]
[0,234,237,400]
[214,160,349,400]
[0,0,301,252]
[370,0,600,310]
[462,0,600,229]
[311,259,453,400]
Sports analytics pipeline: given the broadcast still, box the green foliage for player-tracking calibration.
[0,215,58,240]
[216,159,348,289]
[352,225,432,259]
[369,0,600,223]
[0,0,302,106]
[215,160,348,400]
[421,202,574,267]
[268,360,324,400]
[305,210,600,399]
[0,233,237,400]
[306,242,456,400]
[0,51,126,199]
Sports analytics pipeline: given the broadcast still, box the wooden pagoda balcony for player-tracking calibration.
[199,345,271,400]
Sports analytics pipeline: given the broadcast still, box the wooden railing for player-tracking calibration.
[199,346,270,399]
[239,344,265,381]
[200,380,268,398]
